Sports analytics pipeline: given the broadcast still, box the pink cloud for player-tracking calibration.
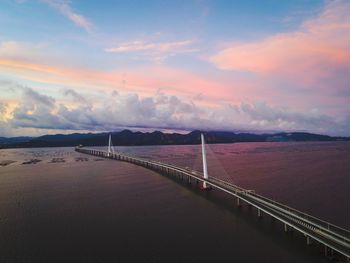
[210,0,350,87]
[0,58,245,104]
[2,55,347,117]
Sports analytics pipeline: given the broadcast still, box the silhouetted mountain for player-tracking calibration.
[267,132,334,142]
[1,130,349,149]
[0,136,34,145]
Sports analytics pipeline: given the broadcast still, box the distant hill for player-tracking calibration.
[0,130,349,149]
[0,136,34,145]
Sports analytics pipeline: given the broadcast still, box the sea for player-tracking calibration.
[0,141,349,263]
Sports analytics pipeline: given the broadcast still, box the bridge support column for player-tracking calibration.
[237,198,241,207]
[258,208,262,218]
[346,256,349,263]
[306,235,311,245]
[324,245,328,257]
[284,223,288,232]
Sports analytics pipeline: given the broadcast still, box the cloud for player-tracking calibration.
[105,39,198,63]
[0,57,237,101]
[3,85,349,136]
[23,87,55,107]
[105,40,195,53]
[63,88,89,105]
[0,102,7,118]
[42,0,94,33]
[11,88,62,130]
[210,0,350,88]
[1,53,348,120]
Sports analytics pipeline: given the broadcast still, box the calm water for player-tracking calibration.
[0,142,349,262]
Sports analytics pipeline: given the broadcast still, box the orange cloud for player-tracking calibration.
[210,0,350,86]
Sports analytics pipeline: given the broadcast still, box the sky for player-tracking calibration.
[0,0,350,137]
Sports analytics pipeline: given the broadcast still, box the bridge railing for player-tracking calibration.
[247,191,350,241]
[204,172,350,245]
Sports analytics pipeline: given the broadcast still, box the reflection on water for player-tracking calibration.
[0,142,349,262]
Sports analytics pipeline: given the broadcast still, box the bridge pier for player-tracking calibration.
[258,208,262,218]
[284,224,293,233]
[306,235,311,245]
[236,198,241,207]
[323,245,334,257]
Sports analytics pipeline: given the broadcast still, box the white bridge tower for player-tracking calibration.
[107,134,114,157]
[201,133,209,189]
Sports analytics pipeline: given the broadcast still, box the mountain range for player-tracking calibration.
[0,130,349,149]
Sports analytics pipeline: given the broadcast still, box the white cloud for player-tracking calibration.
[105,39,198,62]
[105,40,194,53]
[42,0,95,33]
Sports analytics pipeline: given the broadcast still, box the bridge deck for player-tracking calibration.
[75,147,350,261]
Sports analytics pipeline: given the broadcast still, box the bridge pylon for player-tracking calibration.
[107,133,114,157]
[201,133,210,190]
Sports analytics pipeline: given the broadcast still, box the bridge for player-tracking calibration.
[75,134,350,262]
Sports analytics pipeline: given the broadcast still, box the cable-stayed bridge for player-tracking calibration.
[75,134,350,262]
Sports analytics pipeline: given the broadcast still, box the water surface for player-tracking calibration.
[1,142,349,262]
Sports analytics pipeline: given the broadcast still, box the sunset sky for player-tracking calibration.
[1,0,350,137]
